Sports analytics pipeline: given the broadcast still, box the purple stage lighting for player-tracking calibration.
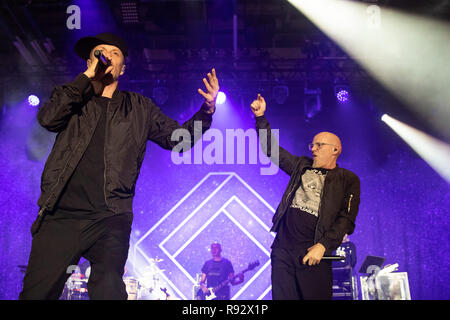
[216,91,226,104]
[336,89,349,103]
[28,95,40,106]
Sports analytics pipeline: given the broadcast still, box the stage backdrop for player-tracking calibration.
[0,77,449,300]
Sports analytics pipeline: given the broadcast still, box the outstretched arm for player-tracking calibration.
[251,94,305,176]
[147,68,219,150]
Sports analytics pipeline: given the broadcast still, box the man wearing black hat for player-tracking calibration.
[19,33,219,300]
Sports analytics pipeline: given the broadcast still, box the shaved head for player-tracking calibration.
[313,132,342,154]
[311,132,342,169]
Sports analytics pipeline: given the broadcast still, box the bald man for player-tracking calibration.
[250,94,360,300]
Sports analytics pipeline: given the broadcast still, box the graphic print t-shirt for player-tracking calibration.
[272,167,329,252]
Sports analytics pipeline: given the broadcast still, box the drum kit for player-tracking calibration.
[62,272,89,300]
[126,257,179,300]
[60,257,175,300]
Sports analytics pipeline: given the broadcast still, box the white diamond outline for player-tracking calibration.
[132,173,234,300]
[133,172,276,300]
[159,196,272,300]
[135,173,275,300]
[171,196,272,258]
[221,206,272,300]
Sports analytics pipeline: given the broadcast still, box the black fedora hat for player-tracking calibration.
[74,32,128,60]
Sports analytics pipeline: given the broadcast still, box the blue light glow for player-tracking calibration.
[28,95,40,106]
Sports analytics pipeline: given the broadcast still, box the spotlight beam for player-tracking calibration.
[288,0,450,138]
[382,114,450,183]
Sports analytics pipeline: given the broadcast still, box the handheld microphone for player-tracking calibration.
[299,255,345,264]
[94,50,111,66]
[321,256,345,261]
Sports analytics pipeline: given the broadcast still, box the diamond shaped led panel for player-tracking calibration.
[133,172,276,300]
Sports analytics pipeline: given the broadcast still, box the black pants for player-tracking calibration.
[271,247,333,300]
[19,213,132,300]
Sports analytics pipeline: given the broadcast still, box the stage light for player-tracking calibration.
[120,1,139,24]
[381,114,450,182]
[336,89,349,102]
[216,91,226,104]
[273,85,289,105]
[28,95,40,107]
[304,88,322,121]
[336,89,350,103]
[288,0,450,139]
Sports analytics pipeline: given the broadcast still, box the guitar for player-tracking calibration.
[195,260,260,300]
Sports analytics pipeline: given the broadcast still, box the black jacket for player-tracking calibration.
[36,73,213,216]
[255,116,360,254]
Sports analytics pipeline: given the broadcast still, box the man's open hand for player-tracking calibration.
[198,68,219,114]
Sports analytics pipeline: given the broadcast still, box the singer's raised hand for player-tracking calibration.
[250,94,266,117]
[83,50,113,80]
[198,68,219,114]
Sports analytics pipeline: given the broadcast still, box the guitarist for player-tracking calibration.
[199,243,244,300]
